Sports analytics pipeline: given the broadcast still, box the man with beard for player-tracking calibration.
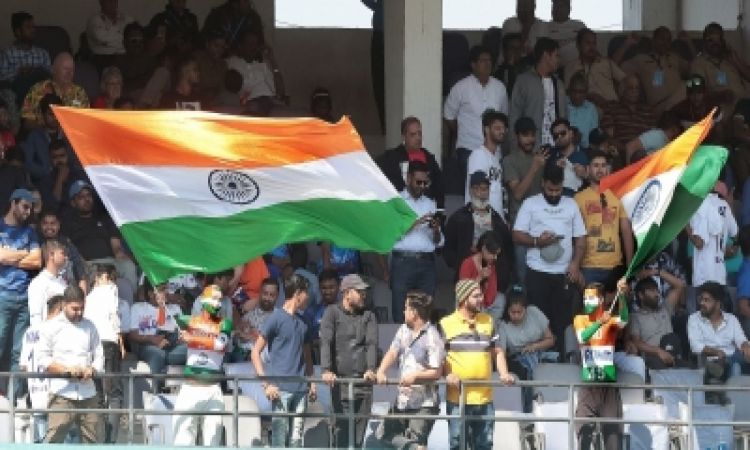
[38,139,87,213]
[320,274,378,449]
[513,164,586,352]
[466,110,508,218]
[38,211,88,292]
[444,171,514,297]
[630,277,685,370]
[232,277,277,361]
[303,269,339,340]
[0,189,41,396]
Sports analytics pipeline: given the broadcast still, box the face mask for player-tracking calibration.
[471,198,489,210]
[583,288,601,314]
[543,192,562,206]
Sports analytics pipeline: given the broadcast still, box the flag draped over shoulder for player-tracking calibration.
[53,107,417,283]
[599,112,726,277]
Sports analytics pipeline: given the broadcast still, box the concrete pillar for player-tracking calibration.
[384,0,443,161]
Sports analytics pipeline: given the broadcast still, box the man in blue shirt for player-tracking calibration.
[0,189,42,398]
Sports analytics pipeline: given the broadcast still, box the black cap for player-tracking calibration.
[469,170,490,187]
[514,116,537,134]
[588,128,610,146]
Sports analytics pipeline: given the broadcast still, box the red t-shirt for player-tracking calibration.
[458,255,498,308]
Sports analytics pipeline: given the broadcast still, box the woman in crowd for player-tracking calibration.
[93,66,123,108]
[458,231,504,320]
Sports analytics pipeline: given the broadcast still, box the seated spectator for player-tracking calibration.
[189,270,234,319]
[86,0,132,69]
[566,72,599,149]
[545,0,586,67]
[193,30,228,103]
[38,210,88,292]
[501,0,546,56]
[212,69,243,114]
[459,231,504,320]
[0,12,51,101]
[159,56,202,110]
[21,53,89,129]
[564,28,625,108]
[226,30,285,109]
[377,116,444,209]
[92,66,123,108]
[137,49,177,108]
[202,0,265,48]
[600,74,657,151]
[21,94,77,185]
[149,0,200,51]
[310,87,335,123]
[688,281,750,402]
[622,27,692,114]
[114,22,158,98]
[670,74,723,144]
[128,278,187,388]
[736,225,750,337]
[38,139,88,213]
[586,127,622,170]
[493,33,529,95]
[634,250,688,313]
[625,111,683,163]
[232,276,277,362]
[549,118,589,195]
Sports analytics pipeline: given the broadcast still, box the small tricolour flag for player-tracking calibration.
[599,111,727,277]
[53,108,417,283]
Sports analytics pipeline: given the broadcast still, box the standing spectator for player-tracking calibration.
[390,162,443,324]
[440,279,514,450]
[466,111,508,218]
[84,264,124,443]
[0,189,41,395]
[504,117,547,224]
[493,33,529,96]
[302,269,338,342]
[114,22,158,98]
[193,30,228,103]
[251,275,315,448]
[38,211,88,293]
[39,286,104,444]
[574,151,634,284]
[630,277,683,370]
[376,291,443,450]
[566,72,599,149]
[233,276,277,362]
[202,0,265,48]
[37,139,87,213]
[564,28,625,108]
[510,38,566,148]
[377,116,445,209]
[0,12,51,100]
[149,0,200,51]
[444,45,509,191]
[622,27,692,114]
[549,118,589,195]
[92,66,123,108]
[159,56,202,110]
[501,0,547,57]
[625,111,683,162]
[458,231,504,319]
[320,274,378,449]
[27,239,68,327]
[444,171,515,295]
[21,53,89,128]
[513,164,586,351]
[600,74,657,150]
[86,0,132,69]
[546,0,586,67]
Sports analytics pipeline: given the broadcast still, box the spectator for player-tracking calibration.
[193,30,228,103]
[149,0,200,52]
[501,0,547,57]
[233,276,277,362]
[172,285,233,446]
[21,94,72,184]
[504,117,547,225]
[688,281,750,402]
[21,53,89,128]
[498,284,556,412]
[513,164,586,352]
[458,231,504,320]
[546,0,586,67]
[600,74,657,150]
[574,150,634,284]
[738,226,750,337]
[390,162,443,324]
[84,264,124,443]
[466,110,508,218]
[92,66,123,108]
[0,12,51,101]
[510,38,566,148]
[27,239,68,327]
[671,75,725,148]
[202,0,265,48]
[0,189,41,394]
[444,45,509,191]
[320,274,378,448]
[86,0,132,69]
[37,138,86,213]
[302,269,338,342]
[137,49,178,108]
[375,291,443,450]
[128,279,187,389]
[574,280,629,449]
[566,72,599,149]
[38,211,88,292]
[0,146,28,213]
[493,33,529,95]
[114,22,158,98]
[625,111,683,163]
[622,27,692,114]
[377,116,445,209]
[630,277,685,370]
[634,251,688,313]
[586,127,621,165]
[237,256,270,302]
[159,56,202,110]
[39,285,104,444]
[226,30,285,107]
[251,275,315,448]
[549,118,589,195]
[565,28,625,108]
[190,270,234,319]
[60,180,137,295]
[440,279,513,450]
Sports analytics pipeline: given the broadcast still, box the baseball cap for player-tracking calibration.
[339,274,369,291]
[469,170,490,187]
[514,116,537,134]
[68,180,93,199]
[9,188,34,203]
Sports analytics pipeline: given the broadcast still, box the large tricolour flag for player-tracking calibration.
[599,112,727,277]
[53,108,417,283]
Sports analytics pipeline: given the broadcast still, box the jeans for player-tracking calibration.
[446,401,494,450]
[135,342,187,390]
[514,244,528,283]
[0,291,30,400]
[390,255,436,324]
[271,390,307,447]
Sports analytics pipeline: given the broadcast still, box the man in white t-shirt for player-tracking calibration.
[501,0,547,57]
[466,110,508,218]
[545,0,586,67]
[27,239,68,327]
[689,188,739,290]
[512,163,586,352]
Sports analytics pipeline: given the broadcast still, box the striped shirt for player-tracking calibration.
[0,45,50,81]
[600,101,656,146]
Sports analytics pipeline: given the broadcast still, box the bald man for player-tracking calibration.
[21,52,89,128]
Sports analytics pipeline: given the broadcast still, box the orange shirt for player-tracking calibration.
[239,257,270,300]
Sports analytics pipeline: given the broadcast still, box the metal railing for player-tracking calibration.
[2,371,750,449]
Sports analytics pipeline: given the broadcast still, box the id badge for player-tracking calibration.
[716,70,728,86]
[652,70,665,87]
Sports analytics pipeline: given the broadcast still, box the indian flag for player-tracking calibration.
[53,107,417,283]
[599,112,727,277]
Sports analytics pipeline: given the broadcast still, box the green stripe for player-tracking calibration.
[121,197,417,283]
[626,145,728,277]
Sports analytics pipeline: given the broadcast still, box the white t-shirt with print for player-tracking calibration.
[541,77,556,146]
[128,302,181,335]
[689,193,738,286]
[19,323,48,409]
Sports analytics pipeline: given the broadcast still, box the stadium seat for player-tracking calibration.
[426,402,450,450]
[649,368,704,419]
[142,392,175,445]
[164,365,185,390]
[122,357,153,410]
[623,403,669,450]
[222,395,262,447]
[619,370,645,405]
[493,409,526,450]
[532,363,581,402]
[678,401,734,449]
[532,400,575,450]
[726,375,750,448]
[493,372,523,412]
